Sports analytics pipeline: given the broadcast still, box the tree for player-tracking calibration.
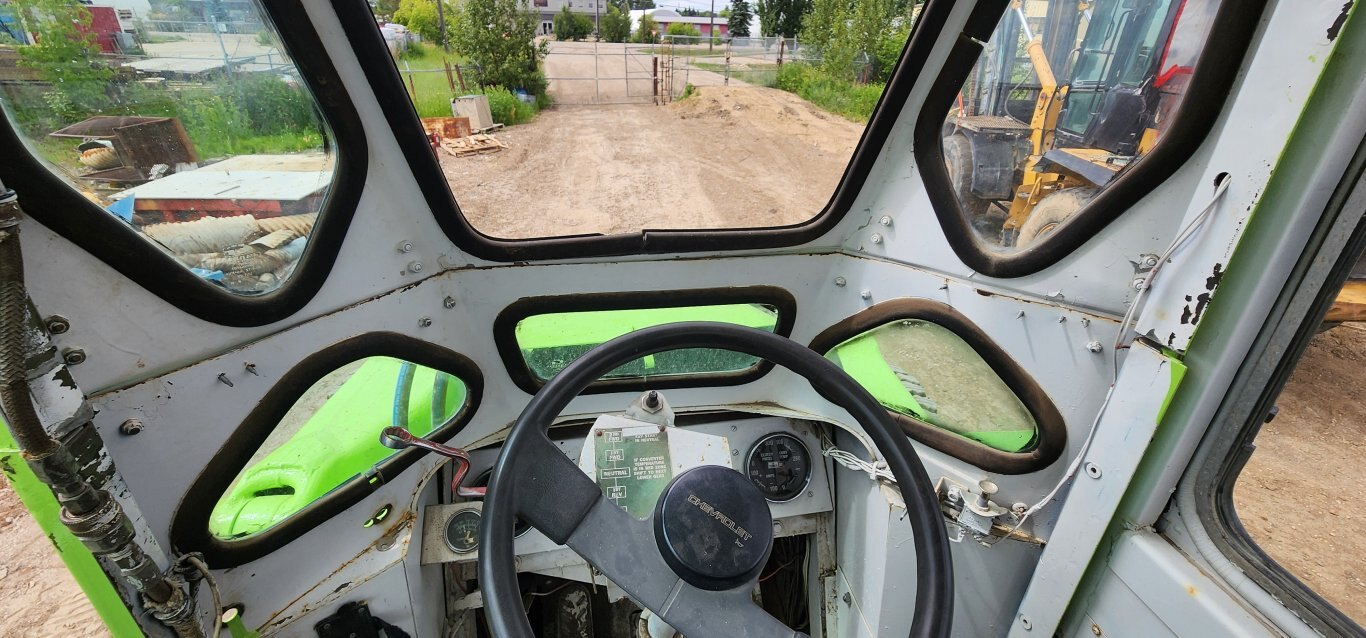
[727,0,752,37]
[756,0,809,37]
[664,21,701,41]
[371,0,402,18]
[629,0,656,8]
[450,0,548,93]
[600,6,632,43]
[635,12,658,43]
[801,0,899,81]
[394,0,455,42]
[553,6,593,41]
[9,0,113,121]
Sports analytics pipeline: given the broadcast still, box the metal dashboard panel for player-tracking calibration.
[420,415,832,566]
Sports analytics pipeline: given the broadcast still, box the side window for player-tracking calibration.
[0,0,333,294]
[827,319,1037,452]
[1233,320,1365,625]
[514,303,780,382]
[210,357,469,540]
[941,0,1219,250]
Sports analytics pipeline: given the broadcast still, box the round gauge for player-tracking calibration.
[746,433,812,502]
[444,508,482,554]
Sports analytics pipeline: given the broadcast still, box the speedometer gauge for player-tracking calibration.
[746,433,812,502]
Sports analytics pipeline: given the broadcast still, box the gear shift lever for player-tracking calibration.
[380,426,486,498]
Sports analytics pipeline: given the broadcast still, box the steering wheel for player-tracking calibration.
[479,322,954,637]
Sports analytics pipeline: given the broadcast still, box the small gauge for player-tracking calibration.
[746,433,812,502]
[444,508,481,554]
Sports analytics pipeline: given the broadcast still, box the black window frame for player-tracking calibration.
[170,332,484,566]
[1194,141,1366,638]
[808,298,1064,474]
[493,286,797,395]
[0,0,367,327]
[330,0,956,261]
[912,0,1267,278]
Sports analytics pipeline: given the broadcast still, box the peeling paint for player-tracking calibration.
[1329,1,1354,41]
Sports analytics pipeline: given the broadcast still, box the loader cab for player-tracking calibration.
[0,1,1364,637]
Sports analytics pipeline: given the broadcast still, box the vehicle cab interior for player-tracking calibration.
[0,0,1364,636]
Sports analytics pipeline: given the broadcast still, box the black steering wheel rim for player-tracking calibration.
[479,322,954,637]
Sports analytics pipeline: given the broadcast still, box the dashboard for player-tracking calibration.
[418,414,834,578]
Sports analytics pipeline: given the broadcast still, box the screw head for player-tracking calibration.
[443,296,457,309]
[396,240,414,253]
[834,276,847,287]
[870,233,883,244]
[1020,615,1033,630]
[860,290,872,300]
[418,317,433,328]
[61,348,86,366]
[1091,623,1103,636]
[878,215,892,226]
[1086,341,1104,353]
[408,261,424,274]
[118,419,143,436]
[45,315,70,335]
[1132,277,1146,291]
[731,448,739,457]
[1084,462,1103,479]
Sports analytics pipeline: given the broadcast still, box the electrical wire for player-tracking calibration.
[177,554,222,638]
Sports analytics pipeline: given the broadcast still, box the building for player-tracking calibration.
[532,0,610,36]
[631,8,728,38]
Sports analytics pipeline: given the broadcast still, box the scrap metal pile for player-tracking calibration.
[141,213,317,293]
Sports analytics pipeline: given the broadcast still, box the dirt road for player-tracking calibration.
[1234,323,1366,623]
[0,486,108,637]
[441,85,865,239]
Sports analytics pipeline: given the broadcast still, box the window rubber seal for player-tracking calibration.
[493,286,797,395]
[912,0,1268,278]
[0,0,367,327]
[328,0,956,261]
[808,298,1065,475]
[169,332,484,567]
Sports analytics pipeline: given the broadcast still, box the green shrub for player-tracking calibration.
[664,22,701,40]
[600,6,632,43]
[481,85,540,126]
[635,13,658,43]
[554,6,593,41]
[775,63,883,122]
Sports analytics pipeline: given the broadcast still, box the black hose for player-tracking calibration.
[0,193,56,458]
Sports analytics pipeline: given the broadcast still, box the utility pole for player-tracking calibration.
[709,0,715,51]
[437,0,449,51]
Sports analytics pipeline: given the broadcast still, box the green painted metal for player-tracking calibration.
[1156,354,1189,426]
[0,428,141,637]
[208,357,467,539]
[515,304,781,381]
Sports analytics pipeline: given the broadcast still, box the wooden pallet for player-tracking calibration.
[440,134,508,157]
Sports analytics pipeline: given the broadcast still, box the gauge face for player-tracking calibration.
[444,509,481,554]
[746,433,812,502]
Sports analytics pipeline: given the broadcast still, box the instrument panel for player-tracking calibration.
[420,414,832,566]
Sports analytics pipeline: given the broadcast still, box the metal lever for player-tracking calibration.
[380,426,486,498]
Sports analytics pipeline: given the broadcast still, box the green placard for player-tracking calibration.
[594,427,673,518]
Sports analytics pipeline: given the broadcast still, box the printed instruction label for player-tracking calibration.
[593,426,672,518]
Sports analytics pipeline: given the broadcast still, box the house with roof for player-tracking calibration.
[629,8,731,38]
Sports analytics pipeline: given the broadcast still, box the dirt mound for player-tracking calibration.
[669,86,864,158]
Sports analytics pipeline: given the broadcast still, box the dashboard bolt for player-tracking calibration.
[842,593,852,606]
[1084,462,1103,479]
[870,233,883,244]
[1086,341,1103,353]
[397,240,413,253]
[61,348,86,366]
[1132,277,1146,291]
[730,425,737,431]
[1020,615,1033,630]
[119,419,144,436]
[807,490,814,498]
[418,317,433,328]
[834,276,847,287]
[860,290,872,300]
[879,215,892,226]
[408,261,424,274]
[46,315,70,335]
[443,296,457,309]
[1081,317,1091,327]
[731,448,739,457]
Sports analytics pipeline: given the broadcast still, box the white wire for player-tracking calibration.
[819,176,1233,543]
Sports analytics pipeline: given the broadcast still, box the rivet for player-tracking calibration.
[1086,341,1103,353]
[1132,277,1146,291]
[1085,462,1102,479]
[842,592,852,606]
[860,290,872,300]
[1080,317,1091,327]
[118,419,144,436]
[45,315,70,335]
[443,296,457,309]
[870,233,883,244]
[396,240,413,253]
[408,261,424,274]
[61,348,86,366]
[1057,316,1067,323]
[1020,615,1033,630]
[216,373,234,388]
[878,215,892,226]
[834,276,847,287]
[418,317,433,328]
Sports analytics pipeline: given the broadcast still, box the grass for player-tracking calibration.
[393,43,546,126]
[774,63,885,123]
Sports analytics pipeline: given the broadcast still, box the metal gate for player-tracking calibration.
[543,40,662,106]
